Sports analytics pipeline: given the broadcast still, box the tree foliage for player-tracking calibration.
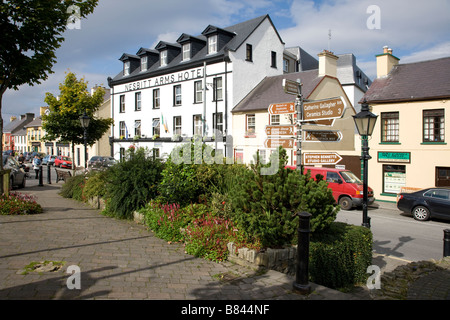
[42,71,113,150]
[0,0,98,173]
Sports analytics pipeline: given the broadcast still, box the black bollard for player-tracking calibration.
[293,211,312,294]
[38,166,43,186]
[444,229,450,258]
[47,164,51,184]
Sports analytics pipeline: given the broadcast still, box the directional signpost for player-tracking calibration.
[304,130,342,142]
[264,138,295,149]
[268,102,295,115]
[303,152,343,165]
[302,97,346,122]
[265,125,295,136]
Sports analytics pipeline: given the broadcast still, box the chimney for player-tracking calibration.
[318,50,339,77]
[376,46,399,78]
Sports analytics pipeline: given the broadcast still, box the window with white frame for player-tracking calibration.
[141,56,147,71]
[193,115,203,136]
[213,112,223,134]
[174,85,182,106]
[135,92,141,111]
[153,89,160,109]
[152,118,160,136]
[194,81,203,103]
[213,77,222,101]
[119,121,126,138]
[160,50,168,66]
[173,116,182,135]
[182,43,191,61]
[124,61,130,75]
[246,114,255,136]
[119,95,125,113]
[423,109,445,142]
[134,120,141,137]
[283,59,289,72]
[270,114,280,125]
[208,35,217,54]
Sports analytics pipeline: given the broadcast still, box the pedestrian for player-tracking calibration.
[18,153,25,165]
[33,155,41,179]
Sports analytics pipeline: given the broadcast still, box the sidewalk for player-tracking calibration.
[0,178,448,302]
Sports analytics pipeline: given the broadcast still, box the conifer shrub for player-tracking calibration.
[59,174,86,201]
[227,147,338,248]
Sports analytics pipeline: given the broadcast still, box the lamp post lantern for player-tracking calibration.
[79,111,90,169]
[352,100,377,228]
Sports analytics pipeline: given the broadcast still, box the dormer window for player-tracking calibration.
[141,56,148,71]
[182,43,191,61]
[124,61,130,75]
[160,50,168,66]
[208,35,217,54]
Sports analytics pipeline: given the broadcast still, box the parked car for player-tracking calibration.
[42,155,57,166]
[54,156,73,169]
[2,155,26,189]
[397,187,450,221]
[285,166,375,210]
[88,156,117,170]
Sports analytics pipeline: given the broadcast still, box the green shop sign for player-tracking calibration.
[378,152,411,163]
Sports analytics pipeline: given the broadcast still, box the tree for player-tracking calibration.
[0,0,98,180]
[42,71,113,169]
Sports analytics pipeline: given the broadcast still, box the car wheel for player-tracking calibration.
[413,206,430,221]
[339,196,353,210]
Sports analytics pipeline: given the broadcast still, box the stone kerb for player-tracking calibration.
[227,242,297,275]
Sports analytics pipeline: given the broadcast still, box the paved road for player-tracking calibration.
[336,203,449,262]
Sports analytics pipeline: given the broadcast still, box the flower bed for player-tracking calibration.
[0,192,43,215]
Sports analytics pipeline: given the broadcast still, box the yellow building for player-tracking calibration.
[363,48,450,202]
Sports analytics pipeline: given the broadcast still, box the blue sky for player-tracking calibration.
[3,0,450,119]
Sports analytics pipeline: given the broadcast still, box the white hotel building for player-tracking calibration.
[108,15,288,160]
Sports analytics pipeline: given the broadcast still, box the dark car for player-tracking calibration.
[88,156,117,170]
[54,156,73,169]
[2,156,26,189]
[397,187,450,221]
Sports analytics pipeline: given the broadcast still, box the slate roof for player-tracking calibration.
[232,70,323,113]
[110,15,279,86]
[3,113,35,134]
[363,56,450,103]
[337,53,372,91]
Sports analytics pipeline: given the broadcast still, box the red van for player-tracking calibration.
[286,166,375,210]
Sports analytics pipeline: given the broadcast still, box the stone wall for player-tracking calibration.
[227,242,297,276]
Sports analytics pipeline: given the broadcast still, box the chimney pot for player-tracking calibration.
[383,46,389,53]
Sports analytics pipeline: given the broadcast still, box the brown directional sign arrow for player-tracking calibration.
[302,96,346,121]
[265,125,295,136]
[264,138,295,149]
[304,130,342,142]
[303,152,343,165]
[268,102,295,115]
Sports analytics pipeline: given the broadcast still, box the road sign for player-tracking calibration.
[304,130,342,142]
[282,79,300,95]
[302,97,346,121]
[303,152,343,165]
[268,102,295,115]
[265,125,295,136]
[264,138,294,149]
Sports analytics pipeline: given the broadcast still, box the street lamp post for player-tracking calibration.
[352,100,378,228]
[79,111,90,169]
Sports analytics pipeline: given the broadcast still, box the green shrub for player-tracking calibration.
[309,222,373,289]
[103,147,164,219]
[228,147,338,248]
[0,192,43,215]
[59,174,86,201]
[82,170,109,200]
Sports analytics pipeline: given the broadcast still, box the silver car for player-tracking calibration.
[3,156,26,189]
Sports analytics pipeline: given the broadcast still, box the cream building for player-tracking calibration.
[232,50,362,174]
[363,48,450,202]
